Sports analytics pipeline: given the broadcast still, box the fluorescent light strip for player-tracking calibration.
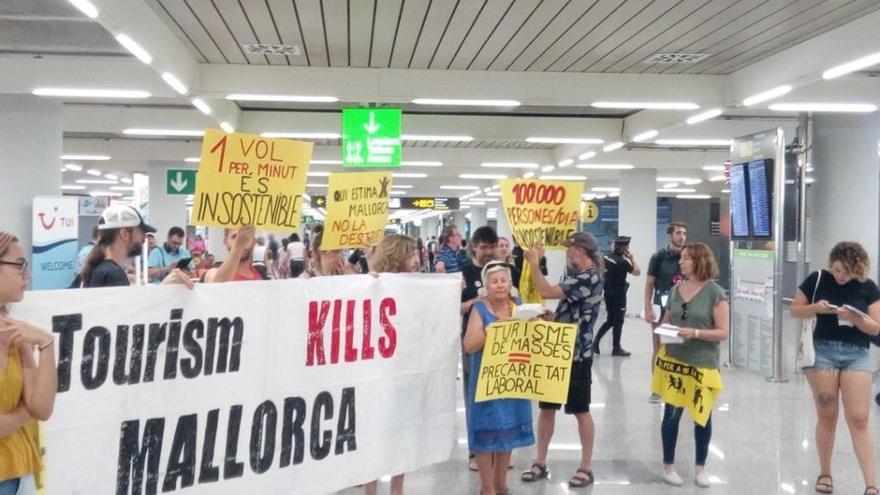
[191,98,212,115]
[657,177,699,182]
[412,98,520,107]
[523,172,535,179]
[90,191,122,197]
[526,137,604,144]
[742,85,792,106]
[391,185,413,189]
[104,174,118,180]
[306,183,328,188]
[677,194,711,199]
[124,128,205,137]
[460,174,507,180]
[307,172,330,177]
[658,188,697,193]
[557,159,574,167]
[61,185,86,190]
[632,130,658,142]
[603,141,624,152]
[76,179,117,185]
[261,132,340,139]
[86,169,102,176]
[768,103,877,113]
[539,175,586,181]
[481,162,539,169]
[226,94,339,102]
[401,134,473,142]
[161,72,187,95]
[578,151,597,160]
[220,122,235,133]
[64,164,82,171]
[663,183,680,188]
[392,173,428,178]
[822,51,880,80]
[401,161,443,167]
[61,154,110,161]
[709,175,726,182]
[110,186,134,191]
[120,178,133,184]
[67,0,99,18]
[686,108,723,125]
[655,139,732,146]
[541,165,555,172]
[115,34,152,65]
[184,157,200,163]
[592,187,620,192]
[576,164,634,170]
[702,165,726,171]
[592,101,700,110]
[33,88,150,98]
[311,159,343,165]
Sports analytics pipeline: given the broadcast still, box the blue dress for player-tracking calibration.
[467,301,535,453]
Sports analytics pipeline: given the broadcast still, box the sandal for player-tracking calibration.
[864,487,878,495]
[569,469,595,488]
[520,463,549,482]
[815,475,833,494]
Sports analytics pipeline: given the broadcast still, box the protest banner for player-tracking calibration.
[500,179,583,249]
[322,172,393,250]
[190,129,312,230]
[10,274,460,494]
[475,319,577,404]
[651,347,723,426]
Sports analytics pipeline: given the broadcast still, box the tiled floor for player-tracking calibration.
[339,316,880,495]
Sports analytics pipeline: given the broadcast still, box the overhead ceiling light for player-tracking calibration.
[523,172,535,179]
[492,184,500,190]
[677,194,711,199]
[390,190,406,196]
[61,185,86,190]
[481,162,539,169]
[658,188,697,193]
[307,171,330,177]
[768,103,878,113]
[191,98,212,115]
[578,151,597,160]
[76,179,117,185]
[401,134,473,142]
[184,157,201,163]
[526,137,604,144]
[161,72,188,95]
[657,177,698,183]
[32,88,150,98]
[655,139,732,146]
[486,191,502,197]
[576,164,634,170]
[120,178,132,184]
[609,192,620,197]
[632,130,659,142]
[460,174,507,180]
[306,183,328,188]
[104,173,118,180]
[591,102,700,110]
[603,142,624,152]
[225,94,339,102]
[709,175,726,182]
[60,168,67,173]
[686,108,723,125]
[558,159,574,167]
[805,177,815,184]
[702,165,726,171]
[61,154,110,161]
[391,185,413,189]
[594,195,607,200]
[115,34,153,65]
[67,0,99,18]
[86,169,102,176]
[460,201,486,206]
[582,193,596,200]
[412,98,520,107]
[541,165,555,173]
[64,164,83,171]
[110,186,134,191]
[742,85,792,106]
[592,187,620,192]
[123,128,205,137]
[311,159,343,165]
[89,191,123,197]
[721,189,730,193]
[220,121,235,133]
[539,175,586,181]
[392,173,428,178]
[822,51,880,80]
[401,161,443,167]
[663,183,680,188]
[260,132,340,139]
[483,187,492,192]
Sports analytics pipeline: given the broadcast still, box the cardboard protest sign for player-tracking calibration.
[475,320,577,403]
[651,347,723,426]
[11,274,460,494]
[500,179,583,249]
[322,172,393,250]
[191,129,312,230]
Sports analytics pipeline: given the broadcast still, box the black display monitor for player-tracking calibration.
[747,159,773,238]
[729,163,750,238]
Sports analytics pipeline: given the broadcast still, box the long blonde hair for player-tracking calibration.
[369,234,417,274]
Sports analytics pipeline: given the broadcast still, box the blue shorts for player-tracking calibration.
[0,475,36,495]
[806,340,875,373]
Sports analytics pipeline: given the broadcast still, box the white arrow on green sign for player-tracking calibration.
[166,169,196,195]
[342,108,401,168]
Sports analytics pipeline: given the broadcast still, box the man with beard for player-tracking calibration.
[203,225,266,283]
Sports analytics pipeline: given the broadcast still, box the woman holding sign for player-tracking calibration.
[463,261,534,495]
[0,231,57,494]
[653,243,728,488]
[300,226,352,278]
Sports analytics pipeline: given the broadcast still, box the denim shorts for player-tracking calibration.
[806,340,876,373]
[0,474,36,495]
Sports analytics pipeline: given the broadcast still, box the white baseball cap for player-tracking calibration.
[98,204,156,233]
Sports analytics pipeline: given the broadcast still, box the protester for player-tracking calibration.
[654,243,728,487]
[146,232,157,253]
[190,234,206,254]
[791,242,880,495]
[252,236,268,279]
[300,226,352,278]
[75,224,99,276]
[520,233,603,488]
[644,221,687,403]
[203,226,266,283]
[288,233,306,278]
[279,238,291,279]
[593,236,641,356]
[433,225,462,274]
[147,226,192,284]
[495,236,521,288]
[0,230,58,493]
[463,261,534,495]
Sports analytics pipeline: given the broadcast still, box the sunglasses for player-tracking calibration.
[681,302,688,320]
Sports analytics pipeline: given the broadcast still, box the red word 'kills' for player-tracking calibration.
[306,298,398,366]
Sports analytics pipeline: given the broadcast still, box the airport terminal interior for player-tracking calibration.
[2,1,880,494]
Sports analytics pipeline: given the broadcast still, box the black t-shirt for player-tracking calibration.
[85,259,130,288]
[603,252,634,289]
[648,247,683,304]
[799,270,880,348]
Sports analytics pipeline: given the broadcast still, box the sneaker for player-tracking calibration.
[695,471,711,488]
[611,348,631,357]
[469,458,478,471]
[649,393,662,404]
[661,471,683,486]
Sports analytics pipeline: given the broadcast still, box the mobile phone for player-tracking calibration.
[176,258,192,270]
[824,303,839,310]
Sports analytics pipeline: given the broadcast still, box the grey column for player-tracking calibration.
[619,168,658,312]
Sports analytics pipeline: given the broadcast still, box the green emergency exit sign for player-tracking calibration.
[166,169,196,195]
[342,108,401,168]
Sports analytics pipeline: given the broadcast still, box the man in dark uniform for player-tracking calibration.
[593,236,641,356]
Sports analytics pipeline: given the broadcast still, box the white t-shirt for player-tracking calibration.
[252,245,267,265]
[289,241,306,260]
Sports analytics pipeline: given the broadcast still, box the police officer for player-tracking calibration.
[593,236,640,356]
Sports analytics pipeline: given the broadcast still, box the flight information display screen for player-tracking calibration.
[748,160,772,237]
[729,163,750,238]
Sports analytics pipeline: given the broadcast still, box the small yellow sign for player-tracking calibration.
[322,171,393,250]
[476,320,577,404]
[500,179,583,249]
[651,346,723,426]
[190,129,313,230]
[581,200,600,224]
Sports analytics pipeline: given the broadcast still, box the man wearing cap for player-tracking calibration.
[520,232,603,488]
[593,236,641,357]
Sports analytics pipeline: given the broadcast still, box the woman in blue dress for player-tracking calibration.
[463,260,535,495]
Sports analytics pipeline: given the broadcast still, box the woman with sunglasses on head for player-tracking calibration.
[0,231,57,495]
[791,242,880,495]
[656,242,728,488]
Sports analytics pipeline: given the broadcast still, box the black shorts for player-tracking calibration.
[539,358,592,414]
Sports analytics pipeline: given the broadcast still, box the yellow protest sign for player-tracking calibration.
[476,320,577,403]
[322,172,393,250]
[500,179,583,249]
[190,128,313,230]
[651,346,723,426]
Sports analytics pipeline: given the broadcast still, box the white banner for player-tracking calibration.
[10,274,461,494]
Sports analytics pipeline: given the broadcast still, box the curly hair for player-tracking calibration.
[828,241,870,282]
[682,242,719,281]
[369,234,417,274]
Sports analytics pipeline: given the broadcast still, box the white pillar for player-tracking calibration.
[0,95,63,252]
[619,168,658,312]
[452,210,468,236]
[420,216,439,240]
[469,207,488,231]
[495,207,513,243]
[147,162,192,239]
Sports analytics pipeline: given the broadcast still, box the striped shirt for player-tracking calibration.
[433,245,461,273]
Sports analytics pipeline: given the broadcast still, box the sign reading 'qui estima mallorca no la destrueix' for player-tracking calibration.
[342,108,401,168]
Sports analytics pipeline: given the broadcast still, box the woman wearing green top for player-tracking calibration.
[658,243,729,488]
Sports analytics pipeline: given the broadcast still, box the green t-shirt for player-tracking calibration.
[665,281,727,369]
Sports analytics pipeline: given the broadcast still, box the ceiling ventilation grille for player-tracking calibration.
[646,53,710,64]
[242,44,302,56]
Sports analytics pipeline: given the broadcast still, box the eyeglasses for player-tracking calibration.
[681,302,688,320]
[0,259,29,273]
